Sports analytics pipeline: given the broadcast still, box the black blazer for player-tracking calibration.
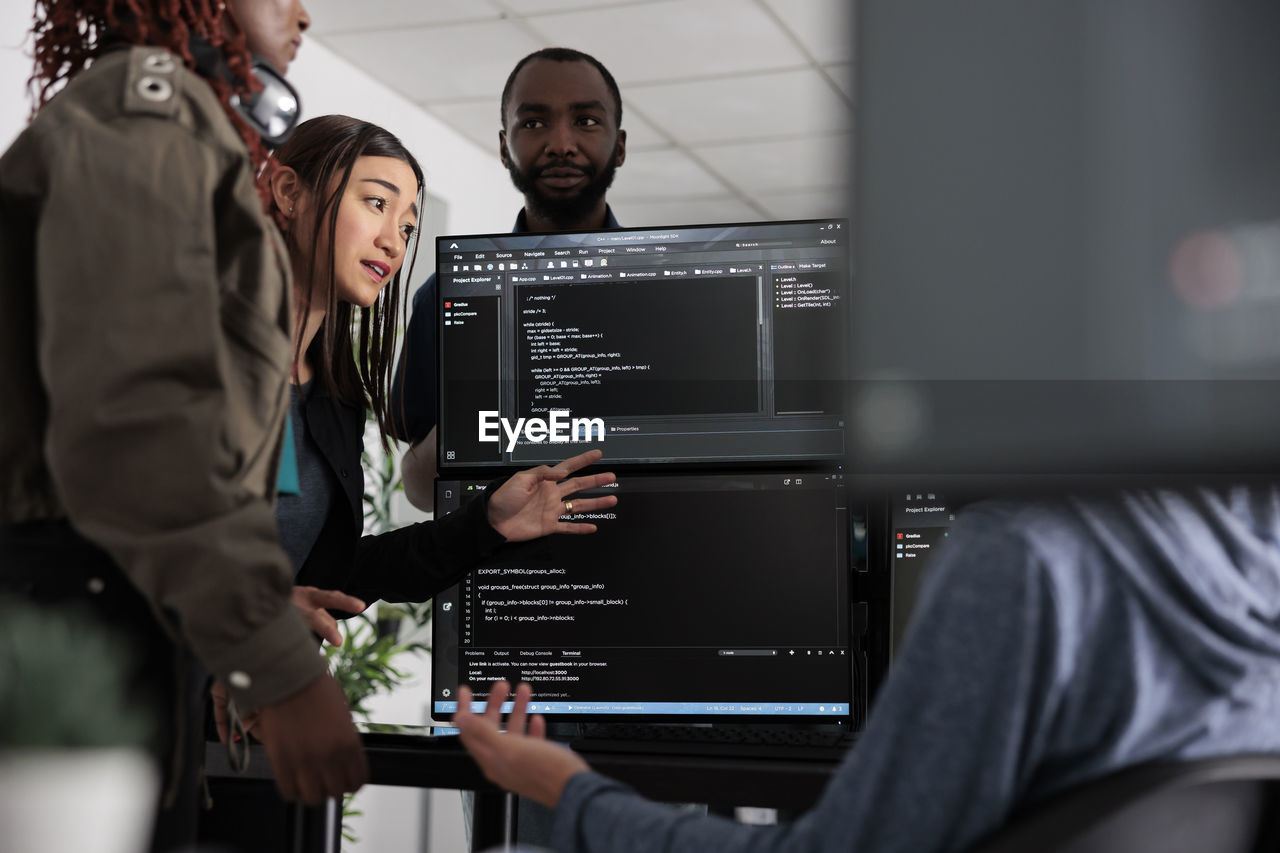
[293,386,506,605]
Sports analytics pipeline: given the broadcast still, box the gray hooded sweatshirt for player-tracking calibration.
[552,487,1280,852]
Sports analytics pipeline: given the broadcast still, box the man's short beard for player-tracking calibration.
[507,141,619,229]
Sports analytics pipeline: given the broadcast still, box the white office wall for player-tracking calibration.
[0,2,33,151]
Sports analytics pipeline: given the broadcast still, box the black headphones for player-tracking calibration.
[229,60,301,148]
[188,34,302,148]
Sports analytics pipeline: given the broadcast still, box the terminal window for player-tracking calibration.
[432,472,853,721]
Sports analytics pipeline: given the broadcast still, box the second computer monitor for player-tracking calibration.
[431,471,855,723]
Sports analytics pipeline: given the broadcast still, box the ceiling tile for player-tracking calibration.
[693,133,851,194]
[761,0,854,65]
[425,101,503,154]
[268,0,857,232]
[750,186,851,221]
[305,0,501,34]
[825,62,854,100]
[318,21,543,103]
[523,0,809,84]
[627,68,851,145]
[616,108,669,151]
[611,196,766,228]
[611,148,729,199]
[495,0,622,12]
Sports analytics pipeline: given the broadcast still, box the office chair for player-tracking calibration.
[968,754,1280,853]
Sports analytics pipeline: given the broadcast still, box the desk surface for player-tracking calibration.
[204,735,843,811]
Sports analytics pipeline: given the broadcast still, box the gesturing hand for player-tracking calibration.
[486,449,617,542]
[291,586,366,646]
[455,681,590,809]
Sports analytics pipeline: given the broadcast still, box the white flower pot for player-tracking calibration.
[0,748,158,853]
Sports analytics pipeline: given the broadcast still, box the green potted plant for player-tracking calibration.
[0,600,159,853]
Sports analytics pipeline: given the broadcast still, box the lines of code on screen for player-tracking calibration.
[517,277,761,418]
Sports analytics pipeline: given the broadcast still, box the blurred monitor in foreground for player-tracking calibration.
[849,0,1280,486]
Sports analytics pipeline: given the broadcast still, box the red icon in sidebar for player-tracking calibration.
[897,533,904,539]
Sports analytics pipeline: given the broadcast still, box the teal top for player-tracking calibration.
[276,413,300,496]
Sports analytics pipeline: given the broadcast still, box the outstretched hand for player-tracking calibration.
[455,681,590,809]
[486,449,617,542]
[291,586,366,646]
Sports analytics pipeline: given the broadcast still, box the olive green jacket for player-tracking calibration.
[0,47,324,709]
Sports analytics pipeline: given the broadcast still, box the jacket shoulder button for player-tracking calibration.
[136,76,173,102]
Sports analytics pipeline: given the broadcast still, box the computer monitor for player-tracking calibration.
[434,219,849,470]
[431,470,859,724]
[850,0,1280,484]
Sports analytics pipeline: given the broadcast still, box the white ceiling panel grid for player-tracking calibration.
[494,0,645,14]
[321,20,544,103]
[523,0,810,84]
[750,186,850,221]
[761,0,855,65]
[304,0,502,35]
[826,62,855,99]
[606,109,671,151]
[691,132,850,193]
[612,196,765,227]
[610,147,730,199]
[309,0,855,222]
[625,68,851,145]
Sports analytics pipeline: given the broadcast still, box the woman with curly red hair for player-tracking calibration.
[0,2,366,849]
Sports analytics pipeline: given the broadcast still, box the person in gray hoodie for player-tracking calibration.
[455,486,1280,852]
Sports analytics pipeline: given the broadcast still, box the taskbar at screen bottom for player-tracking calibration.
[434,700,850,716]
